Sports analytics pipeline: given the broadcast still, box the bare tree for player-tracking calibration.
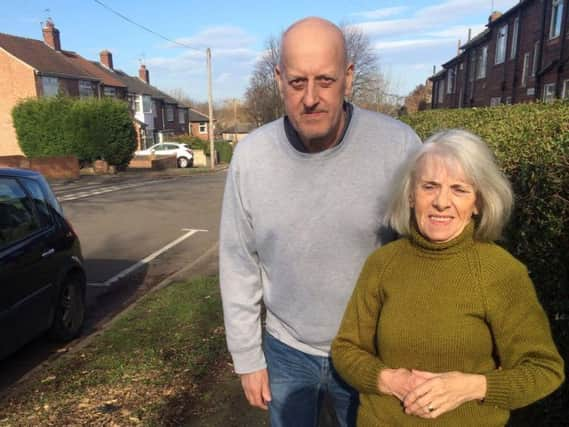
[244,36,283,126]
[341,23,385,106]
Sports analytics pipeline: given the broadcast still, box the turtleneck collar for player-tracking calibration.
[409,220,476,256]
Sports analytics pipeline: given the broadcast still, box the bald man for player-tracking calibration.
[220,17,420,426]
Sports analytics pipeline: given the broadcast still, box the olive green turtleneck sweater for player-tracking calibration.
[331,222,564,426]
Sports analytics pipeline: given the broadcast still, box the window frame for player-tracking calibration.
[495,24,508,65]
[562,79,569,99]
[542,82,556,103]
[476,45,488,79]
[166,106,175,122]
[199,122,208,134]
[521,52,530,87]
[41,76,59,97]
[79,80,94,99]
[549,0,564,39]
[511,17,519,59]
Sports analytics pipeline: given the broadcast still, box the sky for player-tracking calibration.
[1,0,520,103]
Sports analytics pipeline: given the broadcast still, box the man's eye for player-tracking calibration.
[290,80,304,89]
[319,78,334,87]
[422,184,435,190]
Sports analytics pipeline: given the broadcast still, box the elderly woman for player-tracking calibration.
[331,129,564,426]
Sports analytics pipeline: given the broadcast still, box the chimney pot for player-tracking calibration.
[139,64,149,84]
[100,50,114,70]
[489,11,503,24]
[42,18,61,51]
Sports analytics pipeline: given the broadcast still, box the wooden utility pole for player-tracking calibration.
[207,48,215,169]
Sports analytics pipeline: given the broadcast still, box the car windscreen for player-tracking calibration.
[0,178,40,250]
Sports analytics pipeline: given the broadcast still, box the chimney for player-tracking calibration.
[457,39,461,54]
[489,11,503,23]
[468,28,472,42]
[433,65,436,75]
[100,50,114,70]
[139,64,149,84]
[42,18,61,51]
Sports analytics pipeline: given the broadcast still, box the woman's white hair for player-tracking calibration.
[385,129,514,241]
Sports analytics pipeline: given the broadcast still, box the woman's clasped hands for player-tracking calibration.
[378,368,487,419]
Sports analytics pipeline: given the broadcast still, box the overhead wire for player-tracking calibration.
[92,0,205,53]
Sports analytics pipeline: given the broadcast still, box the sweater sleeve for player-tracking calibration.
[331,253,388,395]
[219,152,265,374]
[482,266,565,409]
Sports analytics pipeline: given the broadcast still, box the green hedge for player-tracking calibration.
[402,102,568,426]
[12,96,136,168]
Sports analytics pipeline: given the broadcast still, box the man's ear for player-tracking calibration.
[275,65,284,97]
[344,63,354,97]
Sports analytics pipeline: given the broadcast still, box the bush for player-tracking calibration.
[402,102,569,426]
[12,96,136,168]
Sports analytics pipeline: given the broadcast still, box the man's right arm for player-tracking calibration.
[219,154,270,408]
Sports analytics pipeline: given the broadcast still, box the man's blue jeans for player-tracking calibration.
[263,333,358,427]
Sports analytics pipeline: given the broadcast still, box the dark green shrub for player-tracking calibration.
[12,96,136,168]
[215,140,233,163]
[402,102,569,426]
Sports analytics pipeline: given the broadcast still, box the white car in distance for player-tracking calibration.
[135,142,194,168]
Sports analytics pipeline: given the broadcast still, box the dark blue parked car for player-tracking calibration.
[0,168,86,359]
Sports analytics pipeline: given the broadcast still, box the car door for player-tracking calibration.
[163,143,179,157]
[0,177,58,357]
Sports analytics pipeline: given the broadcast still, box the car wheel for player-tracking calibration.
[178,157,189,168]
[50,273,86,341]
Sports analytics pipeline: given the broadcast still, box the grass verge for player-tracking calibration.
[0,276,262,426]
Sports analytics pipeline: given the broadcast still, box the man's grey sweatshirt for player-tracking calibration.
[219,106,420,374]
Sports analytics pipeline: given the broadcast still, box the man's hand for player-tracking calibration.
[240,369,272,410]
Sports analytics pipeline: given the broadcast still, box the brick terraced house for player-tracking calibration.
[431,0,569,109]
[0,20,190,156]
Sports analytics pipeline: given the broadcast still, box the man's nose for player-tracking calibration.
[303,81,319,108]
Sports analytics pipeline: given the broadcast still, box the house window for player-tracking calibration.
[511,17,519,59]
[550,0,564,39]
[153,101,159,119]
[476,45,488,79]
[446,68,455,94]
[495,24,508,64]
[41,76,59,97]
[199,122,207,134]
[103,87,116,97]
[166,106,174,122]
[437,80,445,104]
[542,83,556,102]
[521,52,530,87]
[505,96,512,104]
[531,41,540,76]
[142,96,152,113]
[562,79,569,99]
[178,110,185,124]
[79,80,94,98]
[490,97,502,106]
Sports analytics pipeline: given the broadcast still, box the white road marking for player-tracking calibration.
[87,228,208,288]
[58,179,171,202]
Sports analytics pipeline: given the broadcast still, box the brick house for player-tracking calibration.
[431,0,569,108]
[99,53,191,149]
[0,20,105,155]
[0,20,190,155]
[188,109,211,141]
